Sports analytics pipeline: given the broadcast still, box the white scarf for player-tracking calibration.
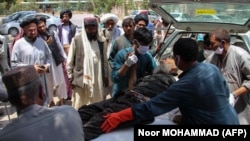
[82,18,95,95]
[82,17,105,97]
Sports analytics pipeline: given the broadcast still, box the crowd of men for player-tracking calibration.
[0,8,249,141]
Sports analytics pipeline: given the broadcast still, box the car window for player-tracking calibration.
[158,31,250,64]
[231,36,248,51]
[20,13,31,19]
[9,12,19,20]
[35,14,49,19]
[159,2,249,25]
[11,13,21,20]
[171,13,180,18]
[183,14,191,18]
[149,11,158,16]
[24,15,34,19]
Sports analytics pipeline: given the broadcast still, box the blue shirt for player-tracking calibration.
[112,47,156,96]
[0,104,84,141]
[147,22,155,37]
[132,62,239,124]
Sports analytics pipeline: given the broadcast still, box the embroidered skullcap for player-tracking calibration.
[100,13,118,24]
[2,65,39,93]
[60,9,72,19]
[20,17,38,28]
[84,17,98,27]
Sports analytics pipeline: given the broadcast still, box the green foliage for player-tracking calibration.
[1,0,150,15]
[90,0,124,14]
[0,2,7,9]
[58,0,71,10]
[9,3,22,13]
[84,1,94,12]
[141,0,149,9]
[127,0,135,10]
[0,0,37,14]
[88,0,149,14]
[76,0,83,11]
[0,2,8,15]
[22,0,39,11]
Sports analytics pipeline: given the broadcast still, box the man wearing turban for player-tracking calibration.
[100,13,124,99]
[67,16,109,109]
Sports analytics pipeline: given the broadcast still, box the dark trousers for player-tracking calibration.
[78,92,149,140]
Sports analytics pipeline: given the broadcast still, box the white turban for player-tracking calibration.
[100,13,119,24]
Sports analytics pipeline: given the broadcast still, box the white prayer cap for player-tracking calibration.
[100,13,119,24]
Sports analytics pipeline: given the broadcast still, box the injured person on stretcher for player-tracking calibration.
[78,56,179,141]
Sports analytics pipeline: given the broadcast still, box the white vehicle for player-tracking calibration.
[0,13,61,37]
[91,0,250,140]
[1,11,37,24]
[151,0,250,65]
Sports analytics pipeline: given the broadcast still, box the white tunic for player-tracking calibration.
[89,40,104,103]
[11,37,53,105]
[48,31,68,100]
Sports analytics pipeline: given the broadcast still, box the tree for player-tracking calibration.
[0,2,7,15]
[22,0,39,11]
[142,0,149,9]
[90,0,96,11]
[76,0,82,11]
[89,0,124,14]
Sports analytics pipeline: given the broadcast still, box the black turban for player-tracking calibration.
[134,14,149,26]
[19,17,38,28]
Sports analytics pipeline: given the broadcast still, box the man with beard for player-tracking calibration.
[100,13,124,99]
[100,13,124,58]
[11,17,53,107]
[57,9,77,55]
[67,16,109,110]
[57,9,77,101]
[37,17,67,106]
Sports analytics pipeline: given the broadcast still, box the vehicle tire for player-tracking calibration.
[48,24,57,32]
[8,27,19,37]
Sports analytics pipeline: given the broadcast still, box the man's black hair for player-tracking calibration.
[203,33,210,46]
[173,38,198,62]
[20,17,38,28]
[36,16,46,24]
[60,9,72,19]
[122,17,135,27]
[133,27,153,45]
